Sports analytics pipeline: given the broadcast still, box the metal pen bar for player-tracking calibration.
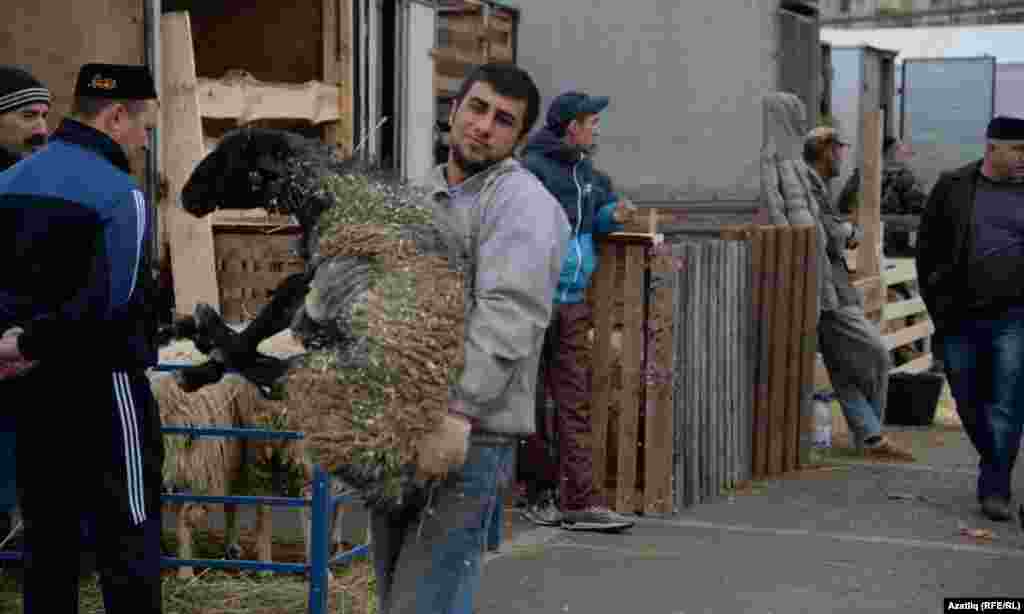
[330,543,370,566]
[161,426,306,441]
[162,493,309,508]
[161,556,307,574]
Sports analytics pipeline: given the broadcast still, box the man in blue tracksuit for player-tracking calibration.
[0,63,163,613]
[519,91,636,531]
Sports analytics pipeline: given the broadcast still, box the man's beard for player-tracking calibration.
[21,134,46,154]
[451,140,500,178]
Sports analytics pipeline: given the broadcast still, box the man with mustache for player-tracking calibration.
[0,65,50,170]
[917,115,1024,522]
[0,64,50,561]
[370,62,569,614]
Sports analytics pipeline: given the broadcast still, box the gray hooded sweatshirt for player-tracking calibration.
[760,91,861,313]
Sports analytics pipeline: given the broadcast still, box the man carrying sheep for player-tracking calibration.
[368,62,569,614]
[0,63,164,613]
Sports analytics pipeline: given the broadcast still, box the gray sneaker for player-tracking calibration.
[560,506,635,532]
[521,495,563,527]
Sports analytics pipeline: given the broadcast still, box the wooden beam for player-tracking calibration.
[884,258,918,287]
[616,245,645,512]
[196,75,341,124]
[891,353,933,375]
[161,11,221,317]
[883,320,935,351]
[589,242,619,503]
[857,110,883,281]
[323,0,354,155]
[884,297,928,321]
[852,274,885,314]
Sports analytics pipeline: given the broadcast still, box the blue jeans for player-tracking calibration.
[370,442,515,614]
[838,391,883,446]
[942,309,1024,502]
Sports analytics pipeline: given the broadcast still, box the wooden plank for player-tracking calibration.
[740,241,754,481]
[753,228,773,480]
[798,226,821,468]
[723,242,733,491]
[196,75,342,124]
[884,297,928,321]
[590,241,619,504]
[891,353,933,374]
[431,46,486,78]
[783,227,809,473]
[768,227,794,477]
[884,258,918,286]
[323,0,354,154]
[672,244,690,509]
[689,243,703,505]
[858,110,883,281]
[616,246,645,512]
[883,320,935,351]
[162,11,221,317]
[645,247,675,514]
[712,242,723,496]
[852,274,885,314]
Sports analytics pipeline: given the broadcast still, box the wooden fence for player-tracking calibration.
[588,223,821,513]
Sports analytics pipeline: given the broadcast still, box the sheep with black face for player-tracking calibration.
[163,126,469,510]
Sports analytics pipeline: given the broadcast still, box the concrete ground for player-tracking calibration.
[479,426,1024,614]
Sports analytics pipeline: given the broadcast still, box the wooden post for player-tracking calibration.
[616,245,645,512]
[858,110,884,322]
[323,0,354,155]
[161,11,221,317]
[798,225,820,468]
[589,242,619,505]
[645,243,675,514]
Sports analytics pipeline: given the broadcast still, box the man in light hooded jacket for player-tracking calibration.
[370,63,570,614]
[761,91,913,460]
[518,91,636,531]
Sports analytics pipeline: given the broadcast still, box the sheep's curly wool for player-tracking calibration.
[179,128,468,509]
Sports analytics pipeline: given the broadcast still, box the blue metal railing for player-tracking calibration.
[0,365,369,614]
[158,426,368,614]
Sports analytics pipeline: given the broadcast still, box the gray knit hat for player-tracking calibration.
[0,65,51,115]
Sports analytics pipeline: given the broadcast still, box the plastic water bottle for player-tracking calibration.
[813,399,832,449]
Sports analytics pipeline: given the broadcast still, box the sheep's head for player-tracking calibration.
[181,128,359,249]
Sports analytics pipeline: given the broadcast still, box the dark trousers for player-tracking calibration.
[518,302,598,511]
[13,366,163,614]
[942,308,1024,502]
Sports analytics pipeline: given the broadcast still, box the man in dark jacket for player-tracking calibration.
[0,64,50,555]
[0,63,163,612]
[519,91,636,531]
[0,65,50,171]
[917,115,1024,522]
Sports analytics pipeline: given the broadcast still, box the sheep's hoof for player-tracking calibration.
[225,543,243,560]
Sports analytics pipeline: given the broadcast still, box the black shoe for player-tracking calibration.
[560,506,635,532]
[981,497,1012,522]
[521,493,562,527]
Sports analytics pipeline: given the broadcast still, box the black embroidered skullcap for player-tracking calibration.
[74,63,157,100]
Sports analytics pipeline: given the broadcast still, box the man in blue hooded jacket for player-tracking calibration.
[519,91,636,531]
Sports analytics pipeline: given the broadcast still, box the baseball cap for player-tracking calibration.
[545,91,610,132]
